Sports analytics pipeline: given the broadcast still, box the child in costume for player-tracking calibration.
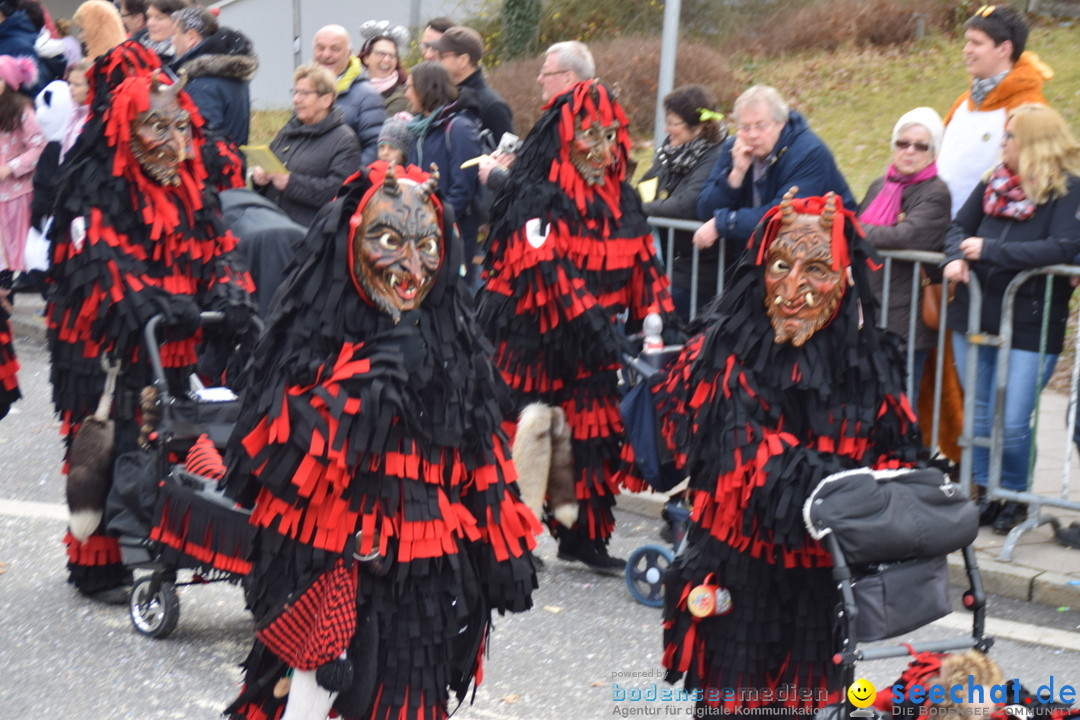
[223,161,540,720]
[653,190,922,713]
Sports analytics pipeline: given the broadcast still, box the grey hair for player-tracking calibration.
[734,85,790,125]
[545,41,594,82]
[172,6,217,38]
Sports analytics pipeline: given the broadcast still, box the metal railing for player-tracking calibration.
[646,216,726,321]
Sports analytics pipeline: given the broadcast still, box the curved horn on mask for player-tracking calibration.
[382,162,400,196]
[780,186,798,229]
[418,164,440,202]
[820,192,837,234]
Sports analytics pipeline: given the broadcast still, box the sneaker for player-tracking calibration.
[974,486,1001,526]
[992,501,1027,535]
[557,539,626,575]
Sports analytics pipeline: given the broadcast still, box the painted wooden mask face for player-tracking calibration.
[763,216,845,347]
[349,167,442,321]
[130,82,192,186]
[570,118,620,186]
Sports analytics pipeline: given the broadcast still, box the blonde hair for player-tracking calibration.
[927,651,1004,713]
[293,63,336,98]
[1009,103,1080,204]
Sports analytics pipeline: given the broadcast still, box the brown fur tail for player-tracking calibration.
[547,407,578,528]
[512,403,554,522]
[66,417,115,542]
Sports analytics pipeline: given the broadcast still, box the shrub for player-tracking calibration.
[488,36,737,144]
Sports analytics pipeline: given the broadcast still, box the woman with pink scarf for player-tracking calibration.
[858,106,951,404]
[357,20,410,115]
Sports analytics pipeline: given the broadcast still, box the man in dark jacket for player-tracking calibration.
[432,25,513,150]
[171,7,257,146]
[694,85,854,268]
[312,24,384,166]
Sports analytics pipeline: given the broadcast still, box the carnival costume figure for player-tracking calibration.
[475,80,678,573]
[47,43,255,602]
[0,290,18,418]
[223,161,541,720]
[653,190,922,712]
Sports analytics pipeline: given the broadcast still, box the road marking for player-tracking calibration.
[933,612,1080,651]
[0,498,68,521]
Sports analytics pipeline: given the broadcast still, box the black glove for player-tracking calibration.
[150,293,202,337]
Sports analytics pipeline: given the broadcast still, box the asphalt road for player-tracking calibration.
[3,333,1080,720]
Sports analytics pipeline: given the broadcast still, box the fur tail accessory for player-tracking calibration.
[66,359,119,542]
[511,403,579,528]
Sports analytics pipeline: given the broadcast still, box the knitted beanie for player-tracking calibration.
[378,111,415,157]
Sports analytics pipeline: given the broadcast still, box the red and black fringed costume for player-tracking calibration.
[47,46,254,598]
[223,163,540,720]
[652,195,922,713]
[474,81,677,564]
[0,301,19,419]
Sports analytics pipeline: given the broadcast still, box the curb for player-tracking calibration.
[619,488,1077,610]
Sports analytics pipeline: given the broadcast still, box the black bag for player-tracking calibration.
[853,555,950,641]
[619,381,683,493]
[804,467,977,565]
[104,450,162,538]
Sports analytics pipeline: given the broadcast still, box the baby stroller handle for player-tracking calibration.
[144,311,225,396]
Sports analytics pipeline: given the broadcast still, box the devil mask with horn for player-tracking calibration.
[130,73,193,187]
[760,188,848,346]
[348,163,444,321]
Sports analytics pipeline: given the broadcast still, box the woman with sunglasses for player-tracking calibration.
[944,103,1080,534]
[858,107,951,406]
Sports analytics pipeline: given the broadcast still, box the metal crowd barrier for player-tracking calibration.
[982,264,1080,561]
[647,216,1080,562]
[646,216,726,321]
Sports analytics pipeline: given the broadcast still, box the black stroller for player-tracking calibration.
[805,466,992,719]
[106,313,253,639]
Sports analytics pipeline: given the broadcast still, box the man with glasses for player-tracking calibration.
[693,85,854,269]
[418,15,453,62]
[311,24,384,165]
[478,41,593,189]
[431,25,513,150]
[937,4,1049,217]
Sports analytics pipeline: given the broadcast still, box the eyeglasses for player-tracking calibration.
[894,140,931,152]
[291,87,320,97]
[736,120,775,134]
[370,50,397,60]
[974,4,997,17]
[665,118,688,129]
[538,69,570,78]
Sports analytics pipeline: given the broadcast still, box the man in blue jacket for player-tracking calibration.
[172,6,257,146]
[312,24,384,166]
[693,85,854,269]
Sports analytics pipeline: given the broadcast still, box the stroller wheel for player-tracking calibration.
[129,575,180,639]
[625,544,674,607]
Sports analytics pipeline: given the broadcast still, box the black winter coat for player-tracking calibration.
[641,141,724,299]
[172,28,258,146]
[944,176,1080,353]
[259,107,362,228]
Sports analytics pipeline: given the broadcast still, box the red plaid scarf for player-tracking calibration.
[982,164,1036,220]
